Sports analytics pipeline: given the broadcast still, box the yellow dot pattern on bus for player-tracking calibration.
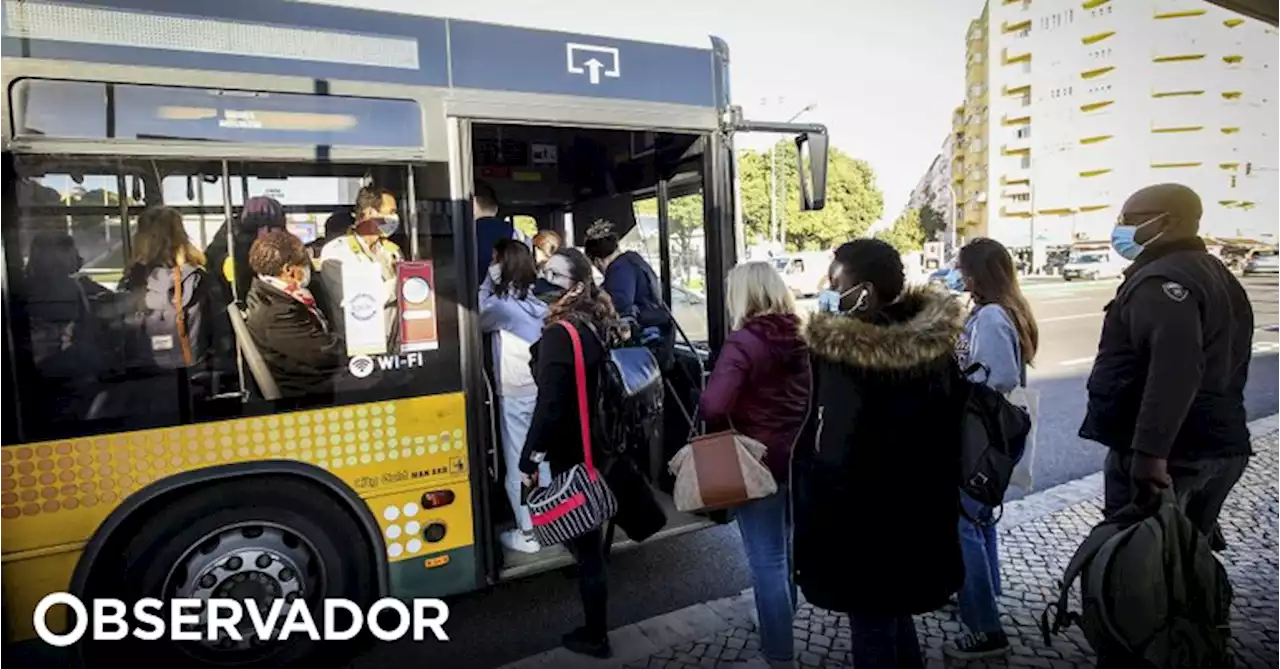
[0,397,469,542]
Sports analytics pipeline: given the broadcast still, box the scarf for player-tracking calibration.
[259,274,329,332]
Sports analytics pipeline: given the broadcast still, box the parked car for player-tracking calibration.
[670,284,709,343]
[1244,248,1279,276]
[1061,249,1129,281]
[770,250,834,297]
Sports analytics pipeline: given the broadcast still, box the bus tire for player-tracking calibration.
[80,476,376,669]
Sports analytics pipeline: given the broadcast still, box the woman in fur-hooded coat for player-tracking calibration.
[791,240,969,622]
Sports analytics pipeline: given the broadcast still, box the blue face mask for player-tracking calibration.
[1111,213,1167,261]
[816,286,867,314]
[377,213,401,237]
[816,289,844,313]
[943,268,966,292]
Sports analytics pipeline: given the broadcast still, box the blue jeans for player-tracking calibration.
[956,490,1003,634]
[847,614,924,669]
[733,487,796,662]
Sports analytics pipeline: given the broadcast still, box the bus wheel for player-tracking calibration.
[82,477,376,669]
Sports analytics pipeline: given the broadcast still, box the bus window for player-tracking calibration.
[160,173,230,251]
[4,156,462,444]
[18,167,134,291]
[510,215,538,239]
[631,189,708,344]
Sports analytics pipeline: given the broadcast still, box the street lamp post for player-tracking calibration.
[943,182,960,256]
[767,100,816,249]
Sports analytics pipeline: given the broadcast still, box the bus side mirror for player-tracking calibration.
[795,132,828,211]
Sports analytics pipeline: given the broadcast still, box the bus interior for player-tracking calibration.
[467,122,718,578]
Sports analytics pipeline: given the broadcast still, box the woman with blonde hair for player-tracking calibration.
[119,206,210,370]
[698,260,810,669]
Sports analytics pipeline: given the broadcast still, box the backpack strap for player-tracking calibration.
[173,265,193,366]
[557,320,597,481]
[1039,518,1128,645]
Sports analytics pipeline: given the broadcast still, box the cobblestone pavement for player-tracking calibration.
[616,427,1279,669]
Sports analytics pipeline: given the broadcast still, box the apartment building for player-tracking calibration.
[904,133,956,236]
[952,4,991,243]
[962,0,1278,259]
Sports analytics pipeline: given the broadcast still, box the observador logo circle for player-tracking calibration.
[32,592,450,645]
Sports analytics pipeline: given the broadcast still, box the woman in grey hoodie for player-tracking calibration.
[947,238,1039,661]
[481,239,551,554]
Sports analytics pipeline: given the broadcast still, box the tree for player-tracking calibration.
[634,193,704,288]
[876,207,926,254]
[636,139,886,260]
[917,185,948,241]
[763,140,884,251]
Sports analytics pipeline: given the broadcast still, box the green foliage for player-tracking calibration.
[636,140,885,258]
[876,207,926,253]
[634,193,704,286]
[917,185,948,242]
[739,140,883,252]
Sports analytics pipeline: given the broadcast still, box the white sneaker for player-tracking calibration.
[500,529,541,554]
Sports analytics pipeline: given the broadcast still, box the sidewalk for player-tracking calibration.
[500,416,1279,669]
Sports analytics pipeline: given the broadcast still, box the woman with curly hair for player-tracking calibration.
[518,247,625,659]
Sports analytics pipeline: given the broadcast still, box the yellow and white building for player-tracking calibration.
[953,3,992,241]
[962,0,1278,256]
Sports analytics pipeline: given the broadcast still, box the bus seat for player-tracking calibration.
[226,302,282,401]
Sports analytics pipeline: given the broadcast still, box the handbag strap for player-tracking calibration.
[557,320,597,481]
[172,266,193,366]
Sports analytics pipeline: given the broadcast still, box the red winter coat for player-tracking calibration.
[698,313,810,483]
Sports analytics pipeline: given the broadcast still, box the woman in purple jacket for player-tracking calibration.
[699,261,811,669]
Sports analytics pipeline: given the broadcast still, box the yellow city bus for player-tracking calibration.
[0,1,829,667]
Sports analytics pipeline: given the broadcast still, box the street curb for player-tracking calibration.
[495,414,1280,669]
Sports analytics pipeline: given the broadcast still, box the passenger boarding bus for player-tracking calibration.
[0,1,829,666]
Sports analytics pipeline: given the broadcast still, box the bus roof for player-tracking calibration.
[1,0,726,109]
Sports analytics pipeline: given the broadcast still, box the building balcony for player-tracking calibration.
[1002,169,1031,186]
[1000,201,1033,218]
[1002,47,1031,66]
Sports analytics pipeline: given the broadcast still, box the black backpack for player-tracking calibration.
[1040,488,1234,668]
[957,362,1031,525]
[584,323,664,458]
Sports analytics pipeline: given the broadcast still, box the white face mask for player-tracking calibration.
[487,263,502,285]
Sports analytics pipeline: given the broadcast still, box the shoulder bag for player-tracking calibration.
[526,321,618,546]
[668,415,777,513]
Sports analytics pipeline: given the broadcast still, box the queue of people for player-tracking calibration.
[517,182,1252,669]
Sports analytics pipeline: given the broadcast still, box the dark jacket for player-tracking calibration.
[519,316,607,477]
[792,286,967,617]
[699,313,810,483]
[1079,238,1253,461]
[603,251,669,331]
[475,216,515,283]
[244,278,345,397]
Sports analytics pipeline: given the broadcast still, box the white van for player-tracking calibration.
[1061,246,1129,281]
[770,250,834,297]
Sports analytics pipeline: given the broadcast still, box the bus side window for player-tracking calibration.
[6,156,234,440]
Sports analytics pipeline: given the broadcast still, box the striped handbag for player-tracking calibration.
[526,321,618,546]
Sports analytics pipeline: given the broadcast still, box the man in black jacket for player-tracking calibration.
[1079,183,1254,548]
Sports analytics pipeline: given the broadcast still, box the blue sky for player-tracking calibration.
[305,0,987,225]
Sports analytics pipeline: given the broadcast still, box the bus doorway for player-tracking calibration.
[460,121,718,581]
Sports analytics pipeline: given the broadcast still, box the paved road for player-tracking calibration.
[347,275,1278,669]
[1011,274,1278,499]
